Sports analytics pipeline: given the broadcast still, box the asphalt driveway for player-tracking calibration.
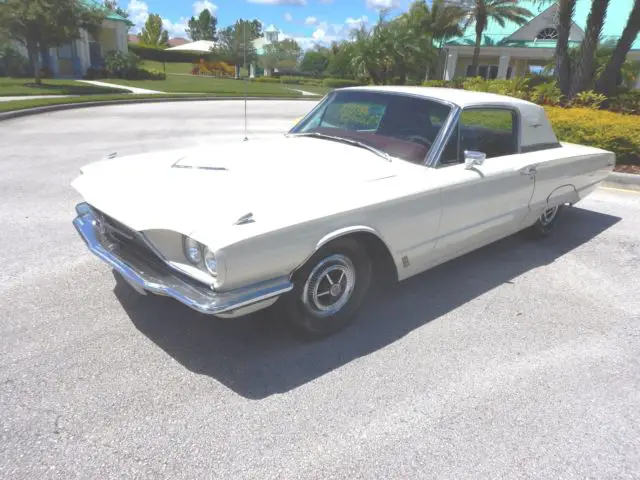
[1,101,639,479]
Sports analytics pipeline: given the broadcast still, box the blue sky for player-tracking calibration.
[122,0,415,48]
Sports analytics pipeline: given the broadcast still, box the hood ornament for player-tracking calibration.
[234,212,255,225]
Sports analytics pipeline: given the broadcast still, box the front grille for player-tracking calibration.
[89,205,212,292]
[91,206,165,267]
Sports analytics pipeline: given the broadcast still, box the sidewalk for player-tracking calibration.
[77,80,164,94]
[0,95,75,102]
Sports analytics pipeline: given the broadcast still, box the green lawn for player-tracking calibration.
[0,77,129,96]
[101,75,319,96]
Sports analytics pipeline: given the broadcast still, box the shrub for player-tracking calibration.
[545,106,640,165]
[104,50,141,78]
[279,75,304,85]
[530,81,563,105]
[253,76,281,83]
[322,78,361,88]
[83,66,109,80]
[608,90,640,115]
[0,45,30,77]
[571,90,607,109]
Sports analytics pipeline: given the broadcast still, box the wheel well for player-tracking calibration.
[321,232,399,285]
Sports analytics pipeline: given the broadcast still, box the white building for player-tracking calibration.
[13,5,129,78]
[439,0,640,89]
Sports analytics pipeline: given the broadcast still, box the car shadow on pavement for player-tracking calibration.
[116,206,620,399]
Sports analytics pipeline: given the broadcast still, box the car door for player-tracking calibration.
[429,106,536,261]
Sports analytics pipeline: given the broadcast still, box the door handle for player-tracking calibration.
[521,166,537,176]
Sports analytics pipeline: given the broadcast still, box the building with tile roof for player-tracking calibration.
[438,0,640,89]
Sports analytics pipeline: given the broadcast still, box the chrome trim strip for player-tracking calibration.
[73,203,293,316]
[425,105,461,167]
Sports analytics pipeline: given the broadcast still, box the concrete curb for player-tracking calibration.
[0,95,319,122]
[602,171,640,191]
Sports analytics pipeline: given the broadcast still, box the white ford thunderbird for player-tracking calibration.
[72,86,615,339]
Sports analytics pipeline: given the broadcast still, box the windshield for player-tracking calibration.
[289,90,452,164]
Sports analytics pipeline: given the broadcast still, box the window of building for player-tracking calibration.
[536,27,559,40]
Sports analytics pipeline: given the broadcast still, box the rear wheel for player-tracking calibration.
[277,238,372,340]
[529,204,564,237]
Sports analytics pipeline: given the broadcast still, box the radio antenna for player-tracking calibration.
[243,20,248,142]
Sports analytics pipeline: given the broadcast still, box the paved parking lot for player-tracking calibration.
[1,101,639,479]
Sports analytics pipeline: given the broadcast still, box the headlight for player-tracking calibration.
[182,236,219,278]
[204,248,218,276]
[183,236,203,264]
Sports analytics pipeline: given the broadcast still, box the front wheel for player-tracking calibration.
[277,238,372,340]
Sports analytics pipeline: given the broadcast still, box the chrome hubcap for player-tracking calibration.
[540,206,559,226]
[302,254,356,317]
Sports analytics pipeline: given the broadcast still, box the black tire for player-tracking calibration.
[528,204,564,238]
[277,237,372,340]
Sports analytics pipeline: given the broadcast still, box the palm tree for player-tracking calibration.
[462,0,533,77]
[411,0,467,80]
[595,0,640,96]
[568,0,611,98]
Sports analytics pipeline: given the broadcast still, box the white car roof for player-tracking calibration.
[342,85,538,109]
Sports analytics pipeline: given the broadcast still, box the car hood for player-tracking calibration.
[72,136,408,239]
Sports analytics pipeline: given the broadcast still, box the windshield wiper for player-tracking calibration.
[289,132,392,162]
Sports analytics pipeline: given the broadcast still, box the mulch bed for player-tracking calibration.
[615,164,640,174]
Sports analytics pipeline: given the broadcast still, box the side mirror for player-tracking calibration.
[464,150,486,169]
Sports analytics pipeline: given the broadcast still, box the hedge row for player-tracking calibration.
[128,43,221,64]
[544,107,639,165]
[252,75,362,88]
[422,77,640,114]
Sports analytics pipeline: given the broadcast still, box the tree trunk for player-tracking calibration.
[569,0,611,99]
[26,40,42,85]
[555,0,577,99]
[594,0,640,95]
[470,31,482,77]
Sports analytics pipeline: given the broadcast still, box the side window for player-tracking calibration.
[438,108,517,166]
[459,108,517,159]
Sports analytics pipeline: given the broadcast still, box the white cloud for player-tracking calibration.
[246,0,306,5]
[365,0,400,9]
[312,28,325,40]
[304,16,318,25]
[162,17,189,38]
[193,0,217,16]
[345,16,368,28]
[126,0,149,32]
[284,12,293,22]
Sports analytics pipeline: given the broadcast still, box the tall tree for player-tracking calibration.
[0,0,105,84]
[403,0,466,80]
[216,21,258,77]
[140,13,169,48]
[594,0,640,95]
[553,0,577,97]
[275,38,302,69]
[569,0,611,97]
[300,49,329,75]
[462,0,533,77]
[186,8,218,41]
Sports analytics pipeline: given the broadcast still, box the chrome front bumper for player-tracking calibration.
[72,203,293,317]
